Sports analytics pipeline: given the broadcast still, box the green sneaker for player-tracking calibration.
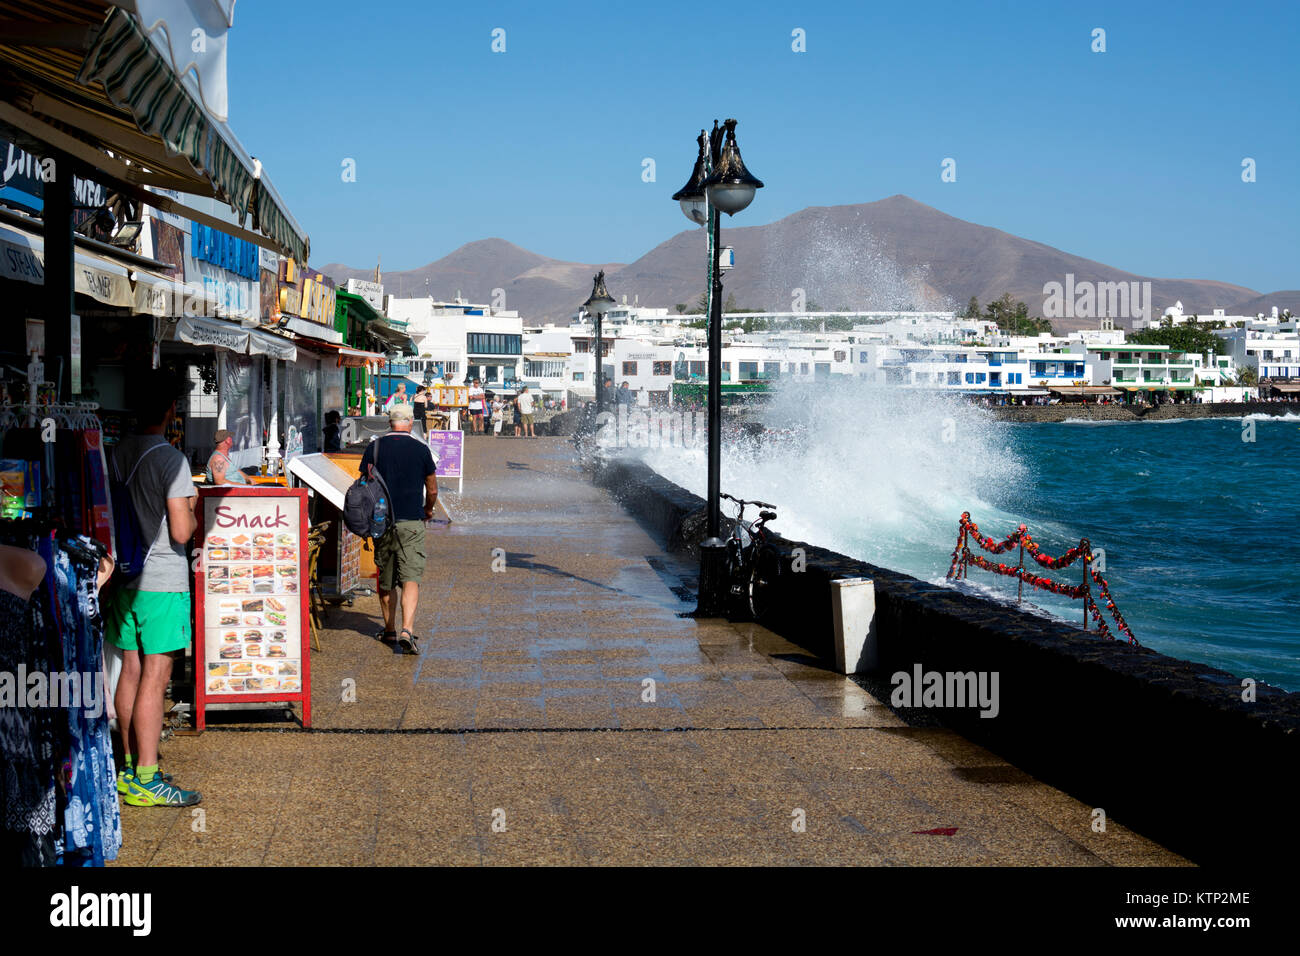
[123,771,201,807]
[116,768,172,794]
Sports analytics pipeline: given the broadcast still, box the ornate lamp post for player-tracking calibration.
[672,119,763,616]
[582,271,616,418]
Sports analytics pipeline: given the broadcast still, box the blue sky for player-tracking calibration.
[227,0,1298,293]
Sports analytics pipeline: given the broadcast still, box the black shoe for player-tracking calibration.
[375,628,398,646]
[397,628,419,655]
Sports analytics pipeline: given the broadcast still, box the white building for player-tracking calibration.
[386,295,524,388]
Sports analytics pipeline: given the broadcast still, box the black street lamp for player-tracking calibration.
[672,118,763,617]
[582,271,616,418]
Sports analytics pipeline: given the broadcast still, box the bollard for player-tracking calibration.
[831,577,877,675]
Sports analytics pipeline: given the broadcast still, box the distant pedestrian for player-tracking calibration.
[468,379,485,433]
[361,403,438,655]
[618,382,634,406]
[384,383,408,412]
[323,410,342,452]
[491,397,504,436]
[517,386,536,438]
[412,387,428,435]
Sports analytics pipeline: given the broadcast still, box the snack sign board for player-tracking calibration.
[194,487,311,729]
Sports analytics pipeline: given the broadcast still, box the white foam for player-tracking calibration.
[642,378,1029,580]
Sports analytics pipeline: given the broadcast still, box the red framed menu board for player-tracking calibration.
[194,486,311,729]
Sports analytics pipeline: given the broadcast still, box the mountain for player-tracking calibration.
[323,197,1274,333]
[1226,291,1300,317]
[320,238,625,321]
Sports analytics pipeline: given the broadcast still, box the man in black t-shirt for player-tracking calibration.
[360,403,437,654]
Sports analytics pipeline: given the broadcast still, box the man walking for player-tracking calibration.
[517,385,536,438]
[106,369,201,807]
[361,403,437,654]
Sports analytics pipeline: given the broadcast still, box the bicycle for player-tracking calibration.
[720,492,783,623]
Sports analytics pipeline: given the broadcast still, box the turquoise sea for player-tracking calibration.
[1001,415,1300,691]
[642,381,1300,692]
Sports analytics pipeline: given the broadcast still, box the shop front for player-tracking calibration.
[0,0,310,866]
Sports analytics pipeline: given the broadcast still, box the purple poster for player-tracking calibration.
[426,430,463,479]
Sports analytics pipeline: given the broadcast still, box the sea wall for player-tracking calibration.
[594,456,1300,866]
[992,400,1300,423]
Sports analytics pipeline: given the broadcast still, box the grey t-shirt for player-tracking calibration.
[112,434,196,592]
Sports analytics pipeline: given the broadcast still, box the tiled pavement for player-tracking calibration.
[116,436,1186,866]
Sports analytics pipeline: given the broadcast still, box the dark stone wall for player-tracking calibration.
[992,400,1300,423]
[594,457,1300,866]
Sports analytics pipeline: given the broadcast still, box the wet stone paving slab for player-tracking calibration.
[117,436,1188,866]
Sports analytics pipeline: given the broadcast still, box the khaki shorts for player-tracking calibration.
[374,519,427,589]
[520,413,534,426]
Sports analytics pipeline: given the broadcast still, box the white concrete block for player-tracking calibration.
[832,577,877,675]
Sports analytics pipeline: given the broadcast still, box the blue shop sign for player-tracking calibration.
[191,223,259,280]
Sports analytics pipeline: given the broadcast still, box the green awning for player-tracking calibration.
[76,6,308,262]
[367,320,417,357]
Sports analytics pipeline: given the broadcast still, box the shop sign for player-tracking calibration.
[2,136,107,223]
[187,256,258,321]
[277,259,336,325]
[190,223,260,280]
[426,429,463,479]
[345,278,384,312]
[194,487,312,730]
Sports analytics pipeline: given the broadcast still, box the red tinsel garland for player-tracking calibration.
[948,514,1138,645]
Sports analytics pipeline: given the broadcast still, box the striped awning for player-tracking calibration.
[74,6,307,263]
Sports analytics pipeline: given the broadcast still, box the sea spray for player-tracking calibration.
[640,377,1030,581]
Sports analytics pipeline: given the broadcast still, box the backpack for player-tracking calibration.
[342,437,392,539]
[109,442,167,578]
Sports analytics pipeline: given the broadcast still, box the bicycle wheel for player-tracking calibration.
[725,542,752,621]
[747,546,782,624]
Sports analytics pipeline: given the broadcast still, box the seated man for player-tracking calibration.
[205,430,248,485]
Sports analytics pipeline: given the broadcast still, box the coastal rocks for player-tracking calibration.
[991,400,1300,424]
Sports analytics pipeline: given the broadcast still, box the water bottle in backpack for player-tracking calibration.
[370,496,388,539]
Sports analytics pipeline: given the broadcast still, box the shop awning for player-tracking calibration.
[1047,386,1123,397]
[293,338,385,369]
[1,221,135,307]
[0,2,308,262]
[365,320,418,356]
[173,314,296,362]
[1267,382,1300,394]
[248,327,296,362]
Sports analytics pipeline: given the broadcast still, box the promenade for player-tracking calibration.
[116,436,1185,866]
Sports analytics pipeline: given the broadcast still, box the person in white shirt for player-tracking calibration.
[491,397,504,436]
[467,379,485,434]
[516,386,536,438]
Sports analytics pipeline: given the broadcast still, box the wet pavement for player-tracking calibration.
[116,435,1187,866]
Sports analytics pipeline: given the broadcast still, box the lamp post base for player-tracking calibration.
[694,537,729,618]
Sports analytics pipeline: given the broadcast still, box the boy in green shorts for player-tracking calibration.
[105,369,202,807]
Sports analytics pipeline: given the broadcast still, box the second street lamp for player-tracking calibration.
[672,118,763,617]
[582,270,615,419]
